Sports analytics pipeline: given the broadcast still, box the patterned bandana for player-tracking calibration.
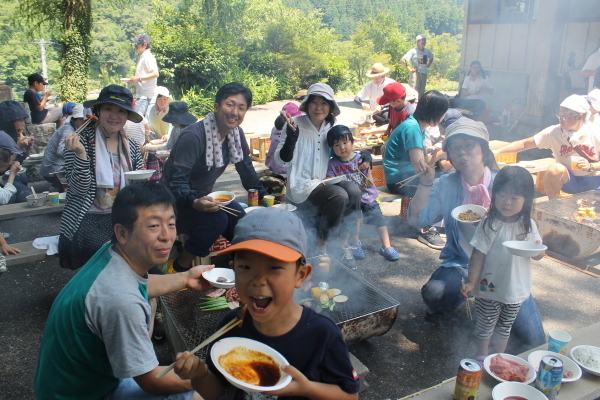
[203,112,244,168]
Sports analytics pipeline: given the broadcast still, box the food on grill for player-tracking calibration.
[333,295,348,303]
[206,288,226,298]
[214,194,232,203]
[458,210,482,221]
[219,346,281,386]
[318,256,331,272]
[489,354,530,382]
[225,287,238,303]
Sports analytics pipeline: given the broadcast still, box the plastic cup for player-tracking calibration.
[48,192,59,206]
[571,155,583,170]
[548,329,571,354]
[263,195,275,207]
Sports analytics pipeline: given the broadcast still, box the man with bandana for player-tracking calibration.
[160,82,265,272]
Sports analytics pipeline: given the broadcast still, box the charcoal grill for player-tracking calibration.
[160,256,400,359]
[534,190,600,259]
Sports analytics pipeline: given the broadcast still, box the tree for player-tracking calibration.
[427,33,461,81]
[17,0,92,102]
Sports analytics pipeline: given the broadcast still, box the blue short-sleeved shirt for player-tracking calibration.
[383,115,424,185]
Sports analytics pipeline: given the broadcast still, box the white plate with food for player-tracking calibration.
[571,345,600,376]
[503,241,547,258]
[202,268,235,289]
[451,204,487,224]
[272,203,297,212]
[207,191,236,206]
[211,337,292,393]
[492,381,546,400]
[484,353,536,384]
[527,350,582,382]
[321,176,343,185]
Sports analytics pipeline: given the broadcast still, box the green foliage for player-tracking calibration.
[427,33,461,81]
[179,86,214,118]
[426,78,460,92]
[221,66,280,107]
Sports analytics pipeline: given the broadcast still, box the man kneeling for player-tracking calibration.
[35,182,213,399]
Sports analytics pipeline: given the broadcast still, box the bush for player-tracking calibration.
[179,87,215,119]
[426,78,459,92]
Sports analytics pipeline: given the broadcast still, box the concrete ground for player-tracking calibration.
[1,98,599,399]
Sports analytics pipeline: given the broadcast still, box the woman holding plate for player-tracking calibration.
[59,85,144,270]
[407,117,546,352]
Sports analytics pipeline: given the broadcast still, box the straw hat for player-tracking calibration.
[366,63,390,78]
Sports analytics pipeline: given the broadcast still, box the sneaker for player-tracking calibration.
[352,242,365,260]
[152,318,166,343]
[340,245,357,269]
[379,246,400,261]
[418,227,445,250]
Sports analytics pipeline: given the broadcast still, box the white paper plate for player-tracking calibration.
[321,176,343,185]
[527,350,582,382]
[484,353,536,384]
[503,241,547,258]
[202,268,235,289]
[451,204,487,224]
[272,203,297,212]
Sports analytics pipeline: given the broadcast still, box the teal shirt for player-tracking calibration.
[383,115,424,185]
[34,243,154,399]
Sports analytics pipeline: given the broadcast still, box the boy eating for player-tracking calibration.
[326,125,400,262]
[174,207,360,400]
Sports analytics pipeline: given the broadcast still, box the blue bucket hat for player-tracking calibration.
[0,101,29,122]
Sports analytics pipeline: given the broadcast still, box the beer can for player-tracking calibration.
[453,359,481,400]
[247,189,259,207]
[535,356,563,400]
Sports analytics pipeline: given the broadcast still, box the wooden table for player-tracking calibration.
[0,202,64,222]
[399,322,600,400]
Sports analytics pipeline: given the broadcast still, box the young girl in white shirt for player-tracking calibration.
[461,166,545,362]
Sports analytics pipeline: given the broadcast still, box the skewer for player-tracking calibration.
[72,113,98,136]
[157,305,247,378]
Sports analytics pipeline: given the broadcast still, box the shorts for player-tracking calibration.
[474,298,522,340]
[104,378,195,400]
[562,170,600,194]
[361,201,386,227]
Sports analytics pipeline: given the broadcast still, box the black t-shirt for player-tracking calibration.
[206,306,360,400]
[23,89,47,124]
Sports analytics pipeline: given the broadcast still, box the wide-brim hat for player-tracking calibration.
[0,100,29,122]
[298,83,341,116]
[83,84,143,123]
[377,82,406,105]
[218,207,307,262]
[366,63,390,78]
[443,117,498,169]
[162,101,197,125]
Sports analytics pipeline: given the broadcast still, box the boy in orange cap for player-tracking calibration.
[173,207,360,400]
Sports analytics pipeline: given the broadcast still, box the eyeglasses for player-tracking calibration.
[447,142,477,153]
[556,113,579,121]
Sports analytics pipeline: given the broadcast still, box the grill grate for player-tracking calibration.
[161,256,400,358]
[535,190,600,229]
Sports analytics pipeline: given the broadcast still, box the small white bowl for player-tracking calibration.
[571,345,600,376]
[528,350,582,382]
[503,241,547,258]
[272,203,297,212]
[211,337,292,393]
[484,353,536,384]
[244,206,263,213]
[492,381,546,400]
[124,170,156,181]
[321,176,343,185]
[207,191,236,206]
[451,204,487,224]
[202,268,235,289]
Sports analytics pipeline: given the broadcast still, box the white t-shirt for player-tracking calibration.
[582,49,600,93]
[357,77,396,110]
[135,49,159,98]
[470,217,542,304]
[461,74,493,100]
[533,123,600,176]
[403,47,434,74]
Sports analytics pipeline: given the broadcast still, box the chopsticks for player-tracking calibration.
[461,278,473,320]
[395,171,426,188]
[219,204,240,216]
[73,114,97,136]
[156,316,243,378]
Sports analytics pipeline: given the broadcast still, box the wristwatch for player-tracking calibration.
[589,163,595,172]
[139,77,143,83]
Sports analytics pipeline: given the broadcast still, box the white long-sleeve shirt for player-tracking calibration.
[274,114,331,203]
[0,182,17,205]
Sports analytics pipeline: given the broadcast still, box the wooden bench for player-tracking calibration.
[5,241,54,267]
[0,202,64,222]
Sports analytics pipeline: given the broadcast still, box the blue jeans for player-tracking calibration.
[104,378,195,400]
[178,200,245,257]
[135,97,150,117]
[422,266,546,349]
